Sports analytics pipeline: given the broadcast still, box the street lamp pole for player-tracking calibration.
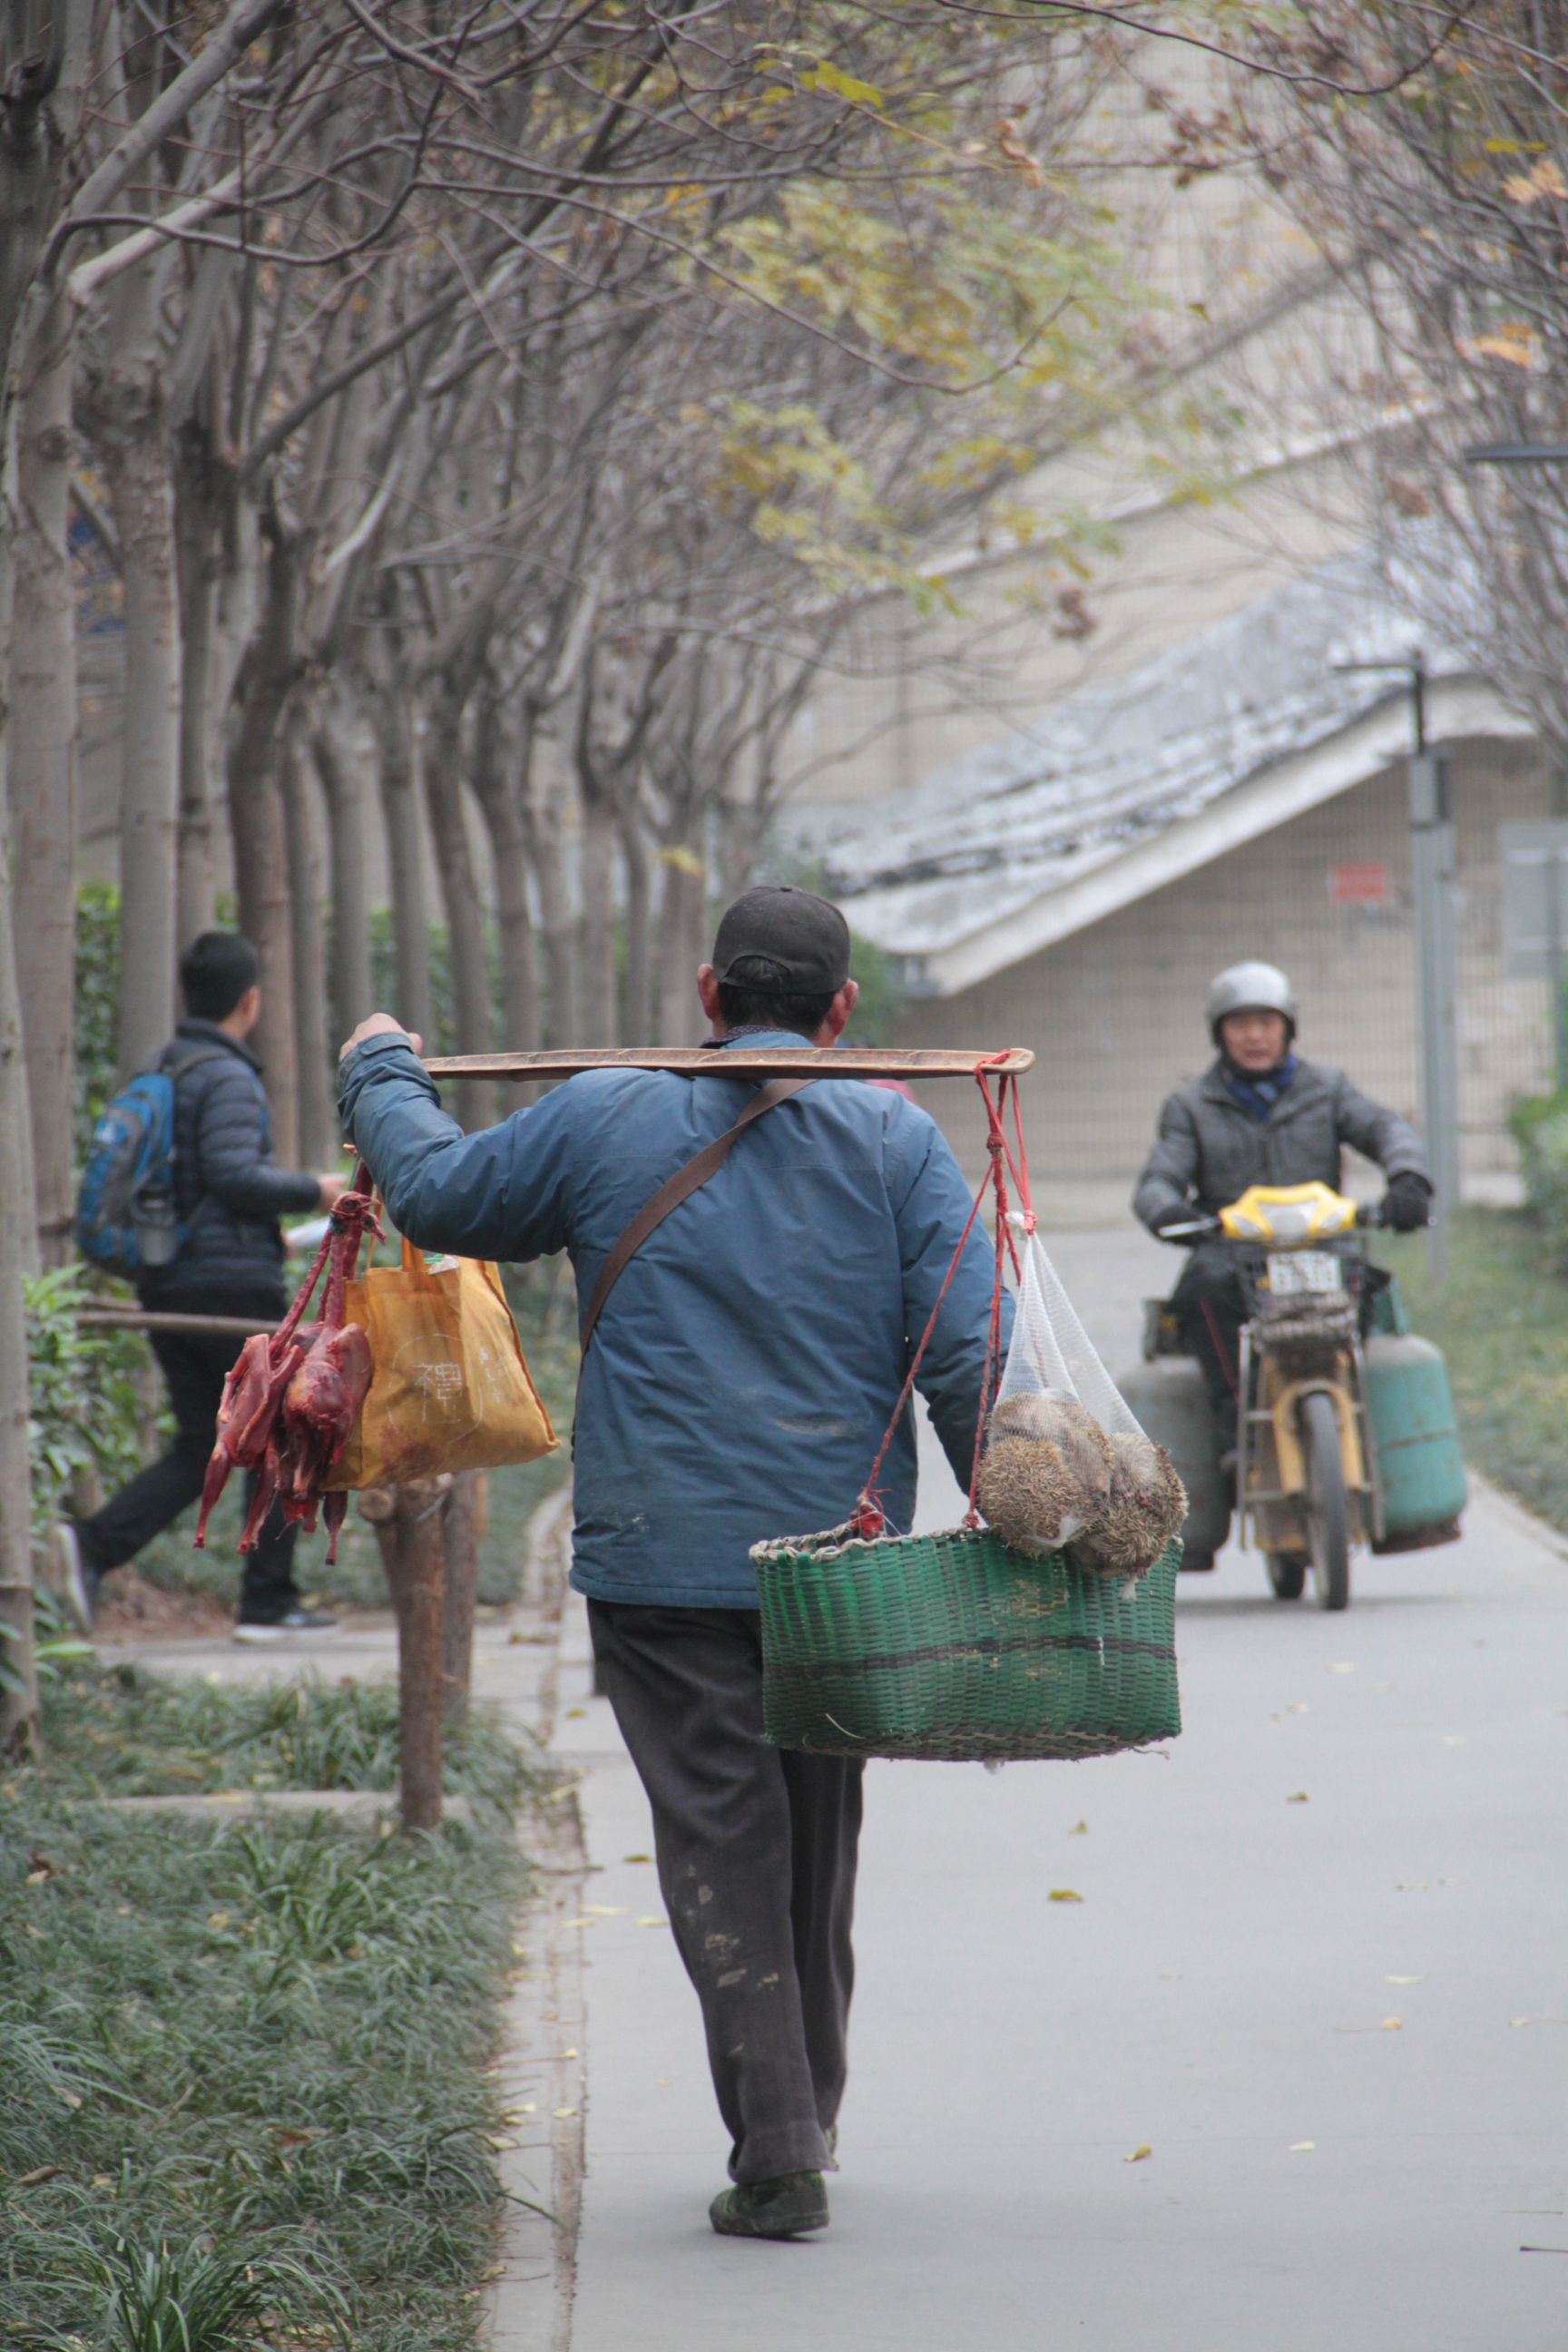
[1332,652,1457,1282]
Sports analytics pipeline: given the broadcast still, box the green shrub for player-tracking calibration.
[24,1265,152,1544]
[1509,1090,1568,1272]
[74,879,122,1165]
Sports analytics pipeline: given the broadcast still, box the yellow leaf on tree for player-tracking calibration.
[802,58,884,110]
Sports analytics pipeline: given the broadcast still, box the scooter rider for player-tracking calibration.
[1132,962,1433,1513]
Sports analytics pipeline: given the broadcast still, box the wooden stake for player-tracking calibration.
[366,1479,447,1833]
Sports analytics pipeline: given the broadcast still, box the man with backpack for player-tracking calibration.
[54,931,346,1640]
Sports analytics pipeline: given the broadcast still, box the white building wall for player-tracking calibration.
[891,737,1553,1200]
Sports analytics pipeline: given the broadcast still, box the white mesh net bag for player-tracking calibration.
[976,1218,1185,1576]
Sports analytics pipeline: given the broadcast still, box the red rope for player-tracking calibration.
[848,1059,1032,1539]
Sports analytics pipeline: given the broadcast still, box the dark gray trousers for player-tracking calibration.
[587,1601,863,2185]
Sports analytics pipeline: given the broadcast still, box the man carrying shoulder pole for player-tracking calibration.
[338,887,1002,2239]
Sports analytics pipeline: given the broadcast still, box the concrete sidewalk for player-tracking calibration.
[552,1226,1568,2352]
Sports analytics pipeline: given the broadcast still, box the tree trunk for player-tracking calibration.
[471,685,539,1058]
[422,680,492,1131]
[0,837,36,1758]
[10,290,77,1265]
[0,490,39,1752]
[377,1479,446,1834]
[527,780,577,1049]
[173,419,220,950]
[372,674,433,1043]
[656,850,708,1045]
[619,794,652,1045]
[101,274,181,1082]
[279,715,330,1170]
[439,1469,483,1735]
[310,703,373,1053]
[578,782,617,1047]
[226,510,299,1162]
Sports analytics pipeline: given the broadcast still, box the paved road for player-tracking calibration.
[554,1226,1568,2352]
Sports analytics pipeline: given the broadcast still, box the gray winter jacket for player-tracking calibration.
[1133,1057,1430,1234]
[141,1020,321,1305]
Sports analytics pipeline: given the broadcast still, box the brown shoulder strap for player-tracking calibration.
[578,1077,810,1359]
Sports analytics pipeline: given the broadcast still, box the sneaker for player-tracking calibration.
[710,2171,828,2240]
[47,1523,98,1633]
[233,1605,339,1645]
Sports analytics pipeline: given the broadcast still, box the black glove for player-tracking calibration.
[1381,1173,1432,1233]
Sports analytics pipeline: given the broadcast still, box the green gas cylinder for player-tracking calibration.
[1362,1328,1467,1551]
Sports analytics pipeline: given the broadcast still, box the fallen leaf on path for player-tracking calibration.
[564,1709,587,1720]
[1287,1791,1309,1803]
[1048,1888,1083,1903]
[1328,1663,1353,1674]
[1124,2144,1152,2162]
[1069,1820,1087,1835]
[553,2108,578,2121]
[637,1916,670,1927]
[583,1906,626,1916]
[15,2165,61,2188]
[623,1853,652,1864]
[1396,1883,1428,1891]
[1387,1975,1425,1984]
[1381,2018,1402,2031]
[1287,1702,1308,1713]
[561,2047,578,2059]
[1289,2141,1315,2152]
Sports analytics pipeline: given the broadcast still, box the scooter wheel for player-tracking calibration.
[1300,1389,1351,1611]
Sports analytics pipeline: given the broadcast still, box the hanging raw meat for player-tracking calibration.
[196,1164,380,1563]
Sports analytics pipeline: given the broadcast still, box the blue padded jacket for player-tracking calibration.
[338,1029,1007,1610]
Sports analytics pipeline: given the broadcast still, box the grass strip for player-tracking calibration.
[0,1785,534,2351]
[39,1662,544,1809]
[1377,1208,1568,1536]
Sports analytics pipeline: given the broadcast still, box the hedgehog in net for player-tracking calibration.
[1071,1430,1188,1578]
[976,1389,1113,1554]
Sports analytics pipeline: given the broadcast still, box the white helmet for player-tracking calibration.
[1206,961,1297,1047]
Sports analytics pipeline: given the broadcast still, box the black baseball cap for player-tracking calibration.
[711,886,851,995]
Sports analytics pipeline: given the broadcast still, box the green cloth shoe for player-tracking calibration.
[710,2171,829,2239]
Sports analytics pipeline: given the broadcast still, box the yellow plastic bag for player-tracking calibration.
[326,1239,557,1489]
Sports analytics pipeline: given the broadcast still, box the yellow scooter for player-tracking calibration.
[1214,1181,1377,1611]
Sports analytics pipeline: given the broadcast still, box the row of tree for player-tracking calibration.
[0,0,1204,1744]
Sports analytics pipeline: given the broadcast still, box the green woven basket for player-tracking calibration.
[751,1524,1181,1763]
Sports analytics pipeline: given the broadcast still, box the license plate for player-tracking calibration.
[1267,1251,1342,1296]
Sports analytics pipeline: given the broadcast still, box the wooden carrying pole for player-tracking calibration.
[424,1045,1034,1082]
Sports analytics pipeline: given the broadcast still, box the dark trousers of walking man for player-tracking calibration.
[589,1604,864,2184]
[72,1291,300,1622]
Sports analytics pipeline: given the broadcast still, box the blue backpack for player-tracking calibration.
[75,1040,225,1279]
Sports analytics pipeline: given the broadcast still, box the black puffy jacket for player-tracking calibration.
[1133,1055,1431,1233]
[139,1020,321,1306]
